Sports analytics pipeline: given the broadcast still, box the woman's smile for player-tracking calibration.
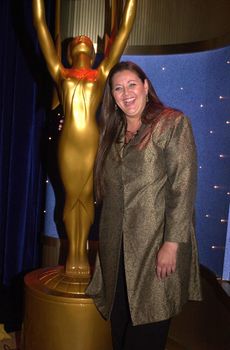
[123,97,136,106]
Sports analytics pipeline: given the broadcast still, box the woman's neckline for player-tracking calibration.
[125,122,142,144]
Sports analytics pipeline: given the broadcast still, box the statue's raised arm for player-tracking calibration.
[32,0,62,83]
[100,0,137,76]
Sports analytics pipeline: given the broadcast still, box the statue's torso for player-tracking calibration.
[60,73,103,127]
[58,73,103,158]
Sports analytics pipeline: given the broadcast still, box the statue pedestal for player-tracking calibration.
[22,266,112,350]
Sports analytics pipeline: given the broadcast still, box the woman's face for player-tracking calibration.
[111,70,148,121]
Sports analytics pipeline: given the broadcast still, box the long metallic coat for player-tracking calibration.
[86,112,202,326]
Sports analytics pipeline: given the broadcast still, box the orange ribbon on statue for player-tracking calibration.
[62,67,98,82]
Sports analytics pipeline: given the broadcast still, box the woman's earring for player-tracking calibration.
[115,104,118,111]
[146,94,149,102]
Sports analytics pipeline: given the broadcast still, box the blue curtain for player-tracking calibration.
[0,0,54,328]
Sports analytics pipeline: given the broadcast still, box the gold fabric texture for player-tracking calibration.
[86,112,202,326]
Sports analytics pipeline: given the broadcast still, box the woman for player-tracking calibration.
[86,61,202,349]
[32,0,136,278]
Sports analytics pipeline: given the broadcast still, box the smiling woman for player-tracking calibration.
[86,61,202,350]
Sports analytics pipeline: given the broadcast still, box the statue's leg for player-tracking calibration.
[63,173,94,276]
[77,172,94,273]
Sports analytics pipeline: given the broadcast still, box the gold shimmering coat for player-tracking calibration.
[86,112,202,325]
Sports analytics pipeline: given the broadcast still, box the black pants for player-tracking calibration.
[110,250,170,350]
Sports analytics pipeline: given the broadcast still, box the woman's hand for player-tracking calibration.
[156,242,179,279]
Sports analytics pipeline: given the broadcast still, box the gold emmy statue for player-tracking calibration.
[23,1,136,349]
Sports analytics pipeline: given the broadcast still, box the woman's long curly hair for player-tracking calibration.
[94,61,174,202]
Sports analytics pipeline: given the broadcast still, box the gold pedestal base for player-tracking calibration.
[23,266,112,350]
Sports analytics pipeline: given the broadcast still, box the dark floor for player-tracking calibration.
[0,277,24,333]
[168,266,230,350]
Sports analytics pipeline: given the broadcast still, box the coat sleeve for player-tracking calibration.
[164,114,197,243]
